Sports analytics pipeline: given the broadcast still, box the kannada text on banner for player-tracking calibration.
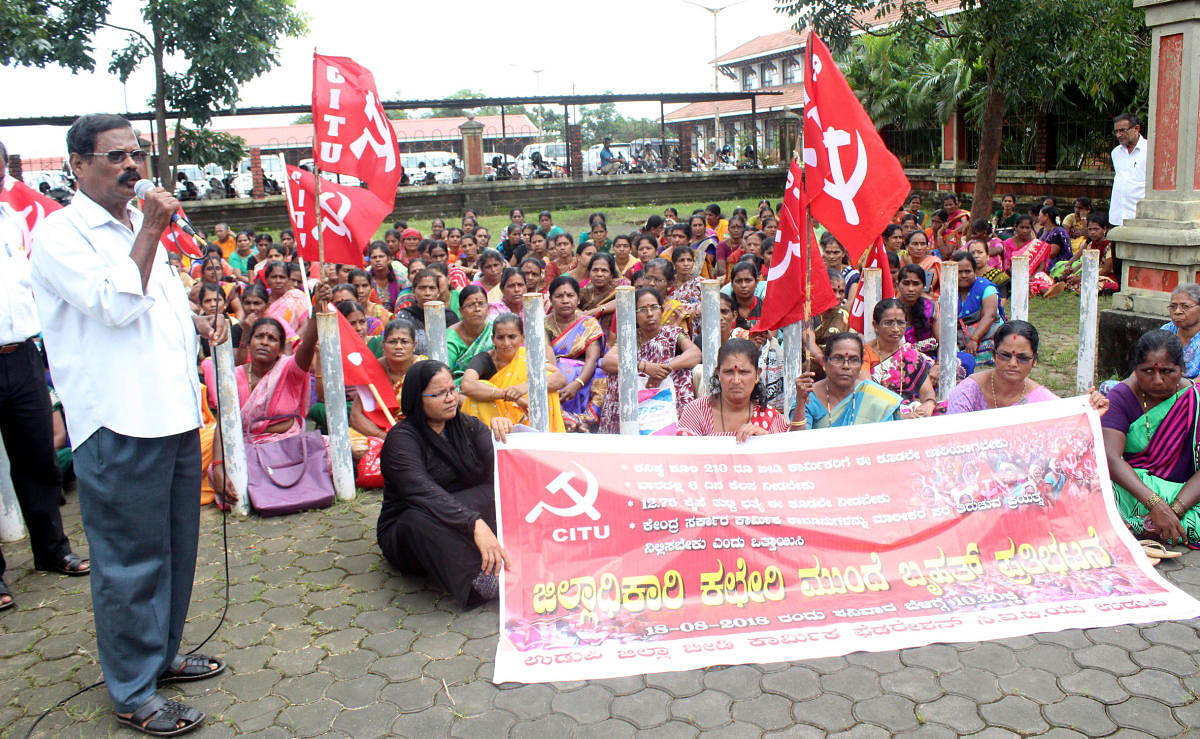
[492,398,1200,683]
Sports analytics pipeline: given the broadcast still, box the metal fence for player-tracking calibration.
[881,117,1112,172]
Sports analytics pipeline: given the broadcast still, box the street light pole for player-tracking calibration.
[685,0,744,157]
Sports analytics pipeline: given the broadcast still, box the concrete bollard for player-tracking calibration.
[214,338,251,516]
[937,261,960,402]
[522,293,550,432]
[862,267,882,342]
[781,322,804,421]
[316,312,356,501]
[424,301,448,364]
[700,280,721,391]
[1011,255,1030,322]
[615,286,639,435]
[1076,249,1101,395]
[0,438,27,542]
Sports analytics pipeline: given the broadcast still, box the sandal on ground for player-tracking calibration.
[0,579,14,612]
[159,653,225,685]
[1141,540,1183,560]
[34,552,90,576]
[114,694,204,737]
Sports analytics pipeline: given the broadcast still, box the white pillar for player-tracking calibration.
[1010,255,1030,322]
[700,279,721,391]
[214,339,250,517]
[781,322,804,420]
[424,301,448,364]
[1076,249,1101,394]
[316,313,355,500]
[615,286,640,435]
[862,267,883,342]
[937,261,960,401]
[0,439,26,543]
[522,293,550,432]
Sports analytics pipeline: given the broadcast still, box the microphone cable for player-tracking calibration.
[25,306,233,738]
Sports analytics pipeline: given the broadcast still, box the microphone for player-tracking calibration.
[134,179,207,245]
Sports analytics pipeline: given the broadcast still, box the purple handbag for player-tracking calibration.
[245,414,334,516]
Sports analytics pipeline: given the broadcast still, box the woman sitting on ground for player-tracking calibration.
[189,255,244,319]
[543,232,576,285]
[728,259,764,326]
[447,285,493,386]
[366,241,410,312]
[378,361,515,608]
[568,241,598,287]
[1102,329,1200,546]
[953,249,1004,367]
[205,307,321,503]
[678,338,796,440]
[611,233,641,281]
[547,275,607,428]
[820,232,860,296]
[902,229,940,297]
[597,287,702,433]
[946,321,1055,413]
[348,268,393,336]
[474,249,507,303]
[349,319,425,457]
[1161,284,1200,378]
[669,247,704,307]
[794,332,902,428]
[196,282,244,360]
[397,268,461,357]
[489,267,526,319]
[460,313,567,431]
[260,260,309,347]
[580,252,626,320]
[864,299,937,418]
[638,259,692,334]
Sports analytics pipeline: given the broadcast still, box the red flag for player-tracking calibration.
[312,53,403,203]
[847,237,896,333]
[156,206,205,259]
[802,33,910,262]
[335,309,399,430]
[1,175,62,248]
[758,158,839,331]
[283,164,390,266]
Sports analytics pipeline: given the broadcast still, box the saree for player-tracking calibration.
[1003,237,1051,275]
[459,347,566,432]
[1112,385,1200,539]
[196,354,314,443]
[265,288,310,342]
[869,342,935,416]
[957,276,1004,366]
[598,325,695,434]
[661,298,693,335]
[447,322,494,386]
[549,315,607,421]
[804,380,902,428]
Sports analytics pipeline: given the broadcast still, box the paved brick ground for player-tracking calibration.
[3,492,1200,737]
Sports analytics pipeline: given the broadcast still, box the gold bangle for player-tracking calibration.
[1171,500,1187,517]
[790,420,807,429]
[1145,492,1166,510]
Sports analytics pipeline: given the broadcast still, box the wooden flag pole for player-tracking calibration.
[313,164,326,278]
[368,383,397,427]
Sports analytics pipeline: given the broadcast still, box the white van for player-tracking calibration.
[517,141,567,177]
[583,142,631,175]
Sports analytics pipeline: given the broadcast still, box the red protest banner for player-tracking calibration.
[1,175,61,248]
[282,164,390,267]
[312,53,403,203]
[847,236,895,333]
[493,399,1200,683]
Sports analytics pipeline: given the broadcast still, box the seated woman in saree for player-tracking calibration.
[678,338,795,441]
[189,255,245,319]
[261,260,310,346]
[863,299,937,418]
[460,313,568,432]
[597,287,703,433]
[687,213,718,276]
[349,319,426,458]
[1053,214,1119,296]
[488,267,526,319]
[204,311,321,504]
[669,247,704,307]
[197,282,244,361]
[447,285,494,387]
[902,230,940,297]
[1002,215,1054,294]
[953,250,1005,367]
[393,268,459,357]
[568,241,598,287]
[378,360,515,608]
[611,233,641,281]
[1101,329,1200,547]
[543,232,576,285]
[546,275,607,428]
[1161,284,1200,378]
[820,231,860,296]
[966,236,1010,294]
[348,268,392,336]
[802,270,851,380]
[473,249,507,302]
[580,252,627,320]
[795,332,902,428]
[366,241,412,312]
[946,321,1057,413]
[639,259,693,335]
[727,259,764,326]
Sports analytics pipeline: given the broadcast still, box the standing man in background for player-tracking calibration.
[31,114,227,737]
[0,139,90,615]
[1109,113,1148,227]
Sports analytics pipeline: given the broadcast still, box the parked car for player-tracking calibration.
[233,154,285,196]
[517,142,567,178]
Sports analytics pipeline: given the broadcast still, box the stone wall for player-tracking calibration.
[181,166,1118,234]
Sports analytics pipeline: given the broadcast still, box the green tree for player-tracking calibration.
[778,0,1149,218]
[2,1,306,186]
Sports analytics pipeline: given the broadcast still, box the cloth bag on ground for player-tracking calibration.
[246,414,335,516]
[637,375,678,435]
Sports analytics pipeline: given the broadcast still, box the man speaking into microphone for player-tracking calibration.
[31,114,227,737]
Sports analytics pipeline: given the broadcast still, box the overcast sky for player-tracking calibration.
[0,0,790,158]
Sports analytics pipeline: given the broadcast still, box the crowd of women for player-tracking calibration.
[177,195,1200,605]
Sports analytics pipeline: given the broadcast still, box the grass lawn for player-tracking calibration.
[1026,291,1113,396]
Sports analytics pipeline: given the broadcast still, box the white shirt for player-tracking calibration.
[0,202,40,344]
[1109,135,1148,226]
[31,190,202,448]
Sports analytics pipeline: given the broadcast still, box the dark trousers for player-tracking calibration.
[74,427,201,712]
[0,339,69,580]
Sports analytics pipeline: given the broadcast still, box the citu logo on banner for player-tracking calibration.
[283,164,390,267]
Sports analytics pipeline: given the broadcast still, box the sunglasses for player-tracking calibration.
[87,149,148,164]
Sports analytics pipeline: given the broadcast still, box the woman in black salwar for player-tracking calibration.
[377,360,514,607]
